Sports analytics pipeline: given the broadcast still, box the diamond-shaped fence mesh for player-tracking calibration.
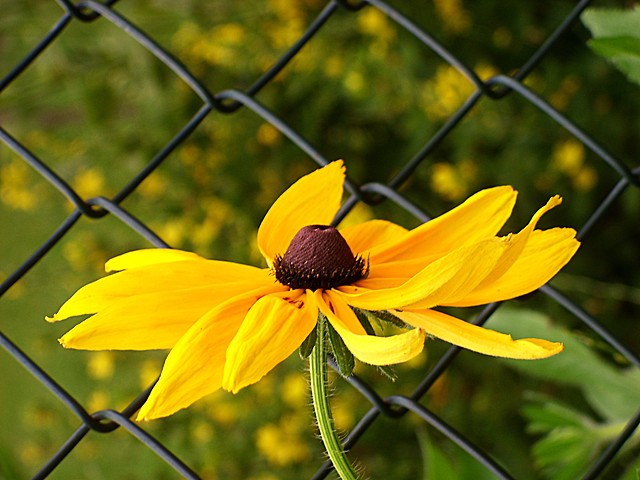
[1,1,639,479]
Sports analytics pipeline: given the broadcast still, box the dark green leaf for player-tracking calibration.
[351,307,376,335]
[326,320,355,378]
[299,322,317,359]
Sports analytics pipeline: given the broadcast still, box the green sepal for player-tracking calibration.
[324,314,355,378]
[370,309,412,329]
[352,307,376,335]
[376,364,398,382]
[352,307,398,381]
[299,322,318,359]
[353,306,411,330]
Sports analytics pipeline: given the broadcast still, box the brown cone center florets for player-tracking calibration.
[273,225,367,290]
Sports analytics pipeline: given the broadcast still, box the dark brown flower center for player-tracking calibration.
[273,225,367,290]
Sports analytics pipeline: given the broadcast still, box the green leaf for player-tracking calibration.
[417,428,458,480]
[582,7,640,38]
[487,308,640,421]
[582,7,640,86]
[325,317,355,378]
[416,428,497,480]
[299,322,317,359]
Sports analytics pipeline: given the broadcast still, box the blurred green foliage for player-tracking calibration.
[583,6,640,86]
[1,0,639,479]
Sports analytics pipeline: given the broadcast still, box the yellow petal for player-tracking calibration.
[58,284,280,350]
[47,260,273,322]
[257,160,345,264]
[137,292,258,420]
[394,308,563,359]
[339,220,408,255]
[449,228,580,307]
[470,195,564,288]
[105,248,205,272]
[222,290,317,393]
[336,238,508,311]
[370,186,517,265]
[316,291,424,365]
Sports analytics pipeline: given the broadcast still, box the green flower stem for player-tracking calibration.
[310,315,359,480]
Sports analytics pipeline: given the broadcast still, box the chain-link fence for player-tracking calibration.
[1,1,639,479]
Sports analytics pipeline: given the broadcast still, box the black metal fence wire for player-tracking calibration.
[1,0,639,478]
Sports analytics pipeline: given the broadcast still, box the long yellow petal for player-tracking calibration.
[316,291,424,365]
[339,220,408,255]
[449,228,580,307]
[105,248,205,272]
[58,284,281,350]
[222,290,317,393]
[369,186,517,264]
[470,195,564,288]
[137,292,259,421]
[394,308,563,359]
[257,160,345,264]
[336,238,508,311]
[47,261,274,322]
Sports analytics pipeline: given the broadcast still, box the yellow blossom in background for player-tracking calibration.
[331,390,357,432]
[553,139,584,176]
[0,159,38,211]
[257,123,282,147]
[344,71,366,96]
[267,0,305,48]
[324,55,344,78]
[256,415,311,466]
[434,0,472,34]
[552,139,597,192]
[357,8,396,43]
[87,351,115,380]
[62,236,108,274]
[87,390,110,412]
[153,217,190,249]
[48,160,578,421]
[281,373,308,408]
[550,75,581,111]
[191,420,215,443]
[430,159,478,201]
[138,358,162,390]
[191,197,232,255]
[73,168,106,198]
[137,172,169,200]
[421,64,497,120]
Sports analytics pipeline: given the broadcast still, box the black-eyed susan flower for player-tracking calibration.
[48,160,579,422]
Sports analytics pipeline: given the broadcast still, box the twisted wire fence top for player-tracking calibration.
[1,1,639,479]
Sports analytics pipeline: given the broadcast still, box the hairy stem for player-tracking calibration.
[310,314,359,480]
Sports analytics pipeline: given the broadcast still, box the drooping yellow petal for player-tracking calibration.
[316,291,424,365]
[339,219,408,255]
[58,283,282,350]
[223,290,317,393]
[468,195,564,288]
[394,308,563,359]
[257,160,345,264]
[47,260,273,322]
[369,186,517,265]
[336,238,508,311]
[448,228,580,307]
[137,291,260,420]
[106,248,205,272]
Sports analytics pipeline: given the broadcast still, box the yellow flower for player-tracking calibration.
[47,161,579,421]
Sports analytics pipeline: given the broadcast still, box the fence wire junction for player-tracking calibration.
[1,0,640,479]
